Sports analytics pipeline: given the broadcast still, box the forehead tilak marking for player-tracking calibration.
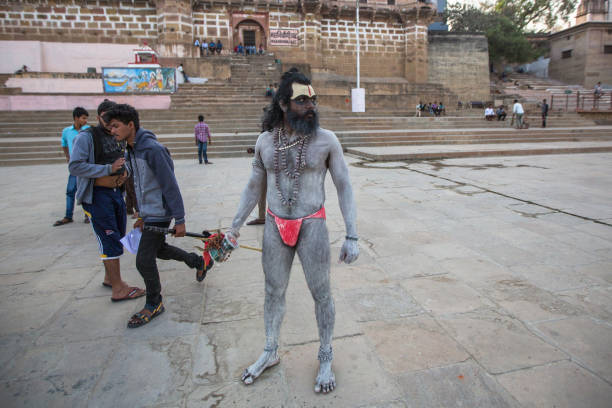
[291,83,316,99]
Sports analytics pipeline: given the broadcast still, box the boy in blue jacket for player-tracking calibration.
[104,104,210,328]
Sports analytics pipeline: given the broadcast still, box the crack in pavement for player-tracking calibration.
[355,160,612,228]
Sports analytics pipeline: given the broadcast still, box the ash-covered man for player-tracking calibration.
[227,68,359,393]
[104,104,209,328]
[69,99,145,302]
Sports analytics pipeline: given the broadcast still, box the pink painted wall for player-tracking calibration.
[5,78,103,93]
[1,41,138,74]
[0,95,171,111]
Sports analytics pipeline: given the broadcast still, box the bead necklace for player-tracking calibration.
[273,127,310,207]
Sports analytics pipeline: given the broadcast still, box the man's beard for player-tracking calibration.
[286,106,319,136]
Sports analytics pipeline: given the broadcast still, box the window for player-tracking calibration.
[604,45,612,54]
[359,0,367,3]
[387,0,395,4]
[562,50,572,59]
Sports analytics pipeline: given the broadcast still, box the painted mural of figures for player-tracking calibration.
[156,69,163,90]
[227,68,359,393]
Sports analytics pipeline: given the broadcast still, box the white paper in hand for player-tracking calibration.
[120,228,142,254]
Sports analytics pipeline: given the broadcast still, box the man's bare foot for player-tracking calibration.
[314,360,336,393]
[111,282,134,299]
[241,349,280,385]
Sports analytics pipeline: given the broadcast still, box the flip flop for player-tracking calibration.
[102,282,112,288]
[111,287,145,302]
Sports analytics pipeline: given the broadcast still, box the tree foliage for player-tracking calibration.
[443,3,544,64]
[491,0,578,31]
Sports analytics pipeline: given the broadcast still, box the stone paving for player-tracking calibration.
[1,153,611,407]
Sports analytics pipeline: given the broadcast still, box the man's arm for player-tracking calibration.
[61,129,70,162]
[327,133,359,264]
[148,146,186,225]
[62,147,70,162]
[229,136,267,237]
[68,130,113,178]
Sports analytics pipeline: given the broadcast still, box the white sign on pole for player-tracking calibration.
[351,88,365,112]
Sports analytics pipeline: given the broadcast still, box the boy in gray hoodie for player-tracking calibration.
[104,104,209,328]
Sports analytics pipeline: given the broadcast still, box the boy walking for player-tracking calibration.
[104,104,210,328]
[54,107,90,226]
[195,115,212,164]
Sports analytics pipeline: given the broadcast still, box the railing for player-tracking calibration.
[550,92,612,112]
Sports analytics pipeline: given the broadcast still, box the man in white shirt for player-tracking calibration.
[484,107,495,121]
[512,99,524,129]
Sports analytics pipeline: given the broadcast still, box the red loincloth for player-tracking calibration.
[267,207,326,247]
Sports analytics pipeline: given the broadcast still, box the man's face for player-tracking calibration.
[74,114,88,129]
[286,83,319,135]
[108,118,134,142]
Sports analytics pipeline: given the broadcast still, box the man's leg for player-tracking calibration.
[197,142,203,164]
[84,189,141,299]
[296,219,335,393]
[136,224,167,306]
[65,174,77,220]
[202,142,210,164]
[242,217,295,384]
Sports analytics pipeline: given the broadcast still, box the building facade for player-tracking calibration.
[1,0,489,103]
[549,0,612,88]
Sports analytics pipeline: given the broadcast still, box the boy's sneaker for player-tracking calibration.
[196,257,214,282]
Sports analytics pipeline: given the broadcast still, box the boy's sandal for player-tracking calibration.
[53,218,73,226]
[127,303,165,328]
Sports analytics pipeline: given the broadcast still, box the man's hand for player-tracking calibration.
[117,170,128,186]
[111,157,125,173]
[173,223,186,237]
[339,239,359,264]
[133,218,144,231]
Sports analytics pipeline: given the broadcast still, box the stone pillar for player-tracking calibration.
[155,0,193,57]
[303,13,322,69]
[404,23,428,83]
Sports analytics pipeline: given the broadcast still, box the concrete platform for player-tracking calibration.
[347,140,612,161]
[1,153,611,407]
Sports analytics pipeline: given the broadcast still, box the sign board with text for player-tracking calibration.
[270,29,299,46]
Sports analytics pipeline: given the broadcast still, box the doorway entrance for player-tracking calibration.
[234,19,266,51]
[243,30,256,47]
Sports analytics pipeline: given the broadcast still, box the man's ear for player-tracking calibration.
[279,101,288,113]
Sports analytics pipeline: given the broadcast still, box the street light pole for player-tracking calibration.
[356,0,360,89]
[351,0,365,112]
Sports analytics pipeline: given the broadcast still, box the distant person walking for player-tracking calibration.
[195,115,212,164]
[512,99,524,129]
[54,107,90,226]
[541,98,549,128]
[177,63,189,83]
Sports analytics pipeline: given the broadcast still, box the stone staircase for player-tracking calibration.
[499,73,612,112]
[169,54,282,110]
[2,61,612,166]
[1,107,610,165]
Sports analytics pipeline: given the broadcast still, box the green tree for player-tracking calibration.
[443,4,542,64]
[492,0,578,31]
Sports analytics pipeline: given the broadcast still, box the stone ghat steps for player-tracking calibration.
[0,115,596,139]
[2,127,610,165]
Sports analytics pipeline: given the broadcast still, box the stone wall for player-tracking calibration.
[549,22,612,88]
[0,0,157,44]
[427,33,490,102]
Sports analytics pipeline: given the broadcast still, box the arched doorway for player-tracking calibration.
[234,19,267,50]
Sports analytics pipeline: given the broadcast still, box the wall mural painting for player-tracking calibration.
[102,67,176,93]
